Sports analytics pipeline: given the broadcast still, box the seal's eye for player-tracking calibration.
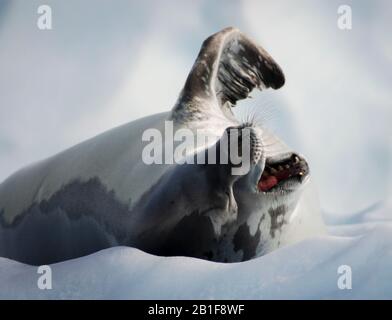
[257,154,309,192]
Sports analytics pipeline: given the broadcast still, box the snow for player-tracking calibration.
[0,204,391,299]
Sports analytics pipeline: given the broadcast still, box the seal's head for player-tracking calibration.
[230,125,310,259]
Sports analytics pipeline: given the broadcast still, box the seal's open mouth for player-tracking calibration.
[257,154,309,193]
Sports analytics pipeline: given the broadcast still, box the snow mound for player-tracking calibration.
[1,207,392,299]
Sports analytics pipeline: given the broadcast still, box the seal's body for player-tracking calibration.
[0,28,325,265]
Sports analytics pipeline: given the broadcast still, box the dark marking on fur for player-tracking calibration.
[1,178,130,235]
[0,178,133,265]
[233,215,264,261]
[203,251,213,260]
[268,205,287,238]
[158,210,217,260]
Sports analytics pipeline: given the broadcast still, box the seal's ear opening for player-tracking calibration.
[172,27,285,120]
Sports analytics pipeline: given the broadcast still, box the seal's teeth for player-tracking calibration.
[294,156,299,163]
[299,172,304,176]
[285,164,290,169]
[270,167,277,174]
[278,165,283,171]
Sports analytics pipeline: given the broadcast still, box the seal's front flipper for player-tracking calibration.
[172,27,285,122]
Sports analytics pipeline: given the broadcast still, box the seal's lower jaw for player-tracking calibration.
[257,153,309,194]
